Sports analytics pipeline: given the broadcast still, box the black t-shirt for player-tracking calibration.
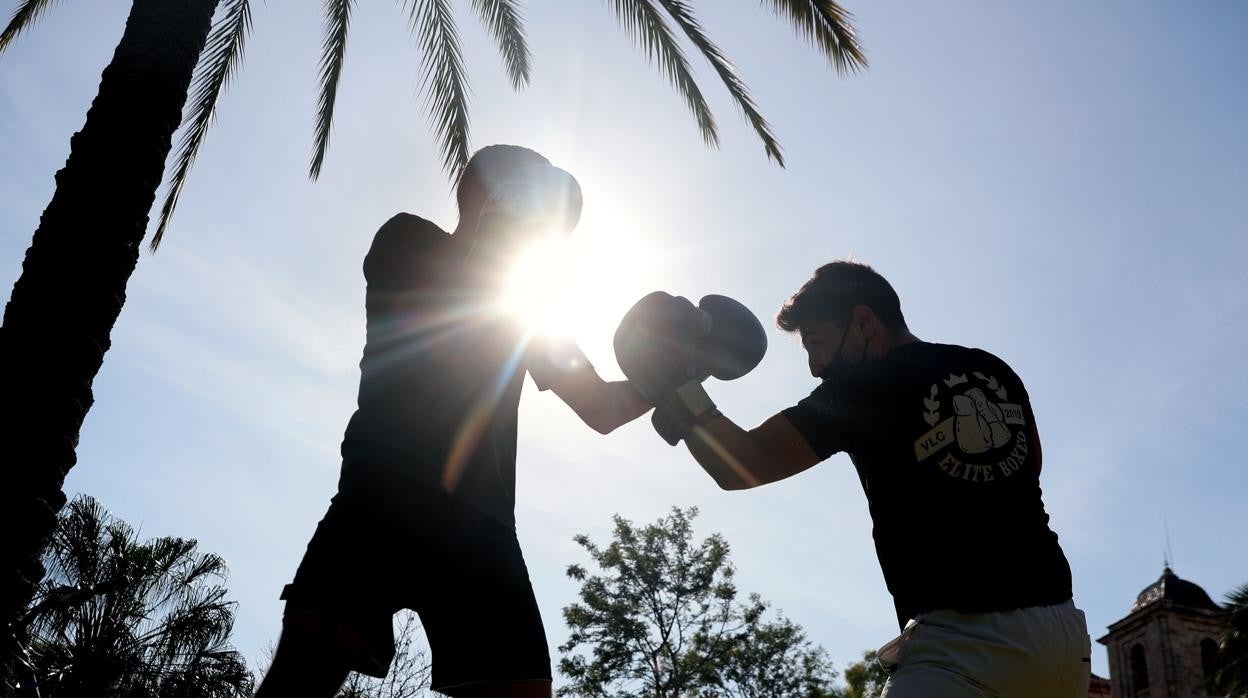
[340,213,587,528]
[783,341,1073,627]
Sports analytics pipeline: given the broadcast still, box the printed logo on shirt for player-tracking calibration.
[913,372,1029,482]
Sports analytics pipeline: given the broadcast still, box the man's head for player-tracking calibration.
[776,261,911,378]
[455,145,582,249]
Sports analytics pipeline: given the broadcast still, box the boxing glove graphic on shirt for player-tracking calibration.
[952,387,1012,455]
[913,372,1027,472]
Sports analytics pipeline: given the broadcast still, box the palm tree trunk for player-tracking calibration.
[0,0,219,670]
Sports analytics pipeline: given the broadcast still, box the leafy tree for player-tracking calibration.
[712,610,840,698]
[559,507,838,697]
[839,650,887,698]
[5,495,251,697]
[1209,582,1248,697]
[0,0,866,671]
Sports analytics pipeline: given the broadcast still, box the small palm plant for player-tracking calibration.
[1209,582,1248,697]
[16,496,252,697]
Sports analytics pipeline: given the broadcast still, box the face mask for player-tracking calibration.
[819,312,870,381]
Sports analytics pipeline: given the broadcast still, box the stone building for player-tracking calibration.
[1095,566,1224,697]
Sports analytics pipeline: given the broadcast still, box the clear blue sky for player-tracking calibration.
[2,0,1246,682]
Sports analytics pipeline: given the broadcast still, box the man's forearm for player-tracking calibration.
[596,380,652,433]
[684,414,767,490]
[683,412,822,490]
[553,372,651,434]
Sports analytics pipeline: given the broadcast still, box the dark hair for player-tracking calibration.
[776,261,908,333]
[456,144,551,215]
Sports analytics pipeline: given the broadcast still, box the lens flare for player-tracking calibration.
[501,235,577,336]
[498,225,657,354]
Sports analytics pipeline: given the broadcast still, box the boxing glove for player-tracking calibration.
[613,292,707,405]
[697,294,768,381]
[478,165,583,239]
[614,292,768,445]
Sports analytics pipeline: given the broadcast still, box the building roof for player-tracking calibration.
[1130,565,1221,613]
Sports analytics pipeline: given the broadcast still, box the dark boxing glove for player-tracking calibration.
[614,292,767,445]
[478,165,583,242]
[613,292,707,404]
[697,294,767,381]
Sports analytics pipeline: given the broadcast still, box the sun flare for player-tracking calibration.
[501,236,576,336]
[500,230,653,349]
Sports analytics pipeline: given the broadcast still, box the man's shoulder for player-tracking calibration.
[372,212,448,250]
[894,342,1026,395]
[363,213,450,285]
[895,341,1010,367]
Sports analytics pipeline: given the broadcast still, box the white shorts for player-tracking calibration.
[878,600,1092,698]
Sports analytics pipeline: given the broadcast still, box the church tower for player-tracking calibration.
[1098,566,1224,697]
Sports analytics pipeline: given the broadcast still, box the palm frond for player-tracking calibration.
[152,0,252,250]
[655,0,782,165]
[311,0,354,179]
[1211,582,1248,695]
[0,0,56,55]
[406,0,472,176]
[470,0,530,89]
[27,495,253,695]
[760,0,867,75]
[606,0,718,148]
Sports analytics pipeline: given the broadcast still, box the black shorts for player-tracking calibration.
[280,464,550,690]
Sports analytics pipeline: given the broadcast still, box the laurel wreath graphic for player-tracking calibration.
[923,384,940,426]
[973,372,1008,401]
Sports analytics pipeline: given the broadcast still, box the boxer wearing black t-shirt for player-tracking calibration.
[661,261,1091,697]
[257,146,651,698]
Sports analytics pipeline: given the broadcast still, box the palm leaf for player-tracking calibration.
[606,0,718,148]
[406,0,472,176]
[311,0,354,179]
[28,495,254,695]
[1212,582,1248,695]
[656,0,782,165]
[0,0,56,55]
[152,0,252,250]
[470,0,530,89]
[760,0,867,75]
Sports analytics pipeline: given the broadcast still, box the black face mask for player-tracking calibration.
[819,312,870,381]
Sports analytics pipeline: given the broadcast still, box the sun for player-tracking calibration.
[501,236,577,336]
[499,229,655,349]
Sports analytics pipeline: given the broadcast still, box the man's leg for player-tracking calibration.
[254,610,363,697]
[413,496,554,696]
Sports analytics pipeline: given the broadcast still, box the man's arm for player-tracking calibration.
[547,370,651,435]
[684,412,822,490]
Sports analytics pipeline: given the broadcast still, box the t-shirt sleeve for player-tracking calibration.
[526,335,594,391]
[363,213,434,292]
[781,380,859,461]
[975,349,1035,424]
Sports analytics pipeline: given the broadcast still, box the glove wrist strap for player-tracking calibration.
[652,382,718,446]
